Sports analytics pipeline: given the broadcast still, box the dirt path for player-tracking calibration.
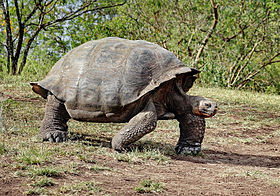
[1,127,279,196]
[0,88,280,195]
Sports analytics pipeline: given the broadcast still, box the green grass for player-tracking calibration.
[16,145,52,165]
[113,147,171,164]
[31,176,55,187]
[24,177,55,196]
[25,187,48,195]
[222,168,280,187]
[0,75,279,195]
[189,86,280,112]
[89,164,111,172]
[0,143,6,155]
[30,166,63,177]
[57,181,101,195]
[135,179,165,193]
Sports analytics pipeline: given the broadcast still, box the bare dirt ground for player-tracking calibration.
[0,86,279,196]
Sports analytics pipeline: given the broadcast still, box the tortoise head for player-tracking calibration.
[174,80,217,118]
[189,96,218,118]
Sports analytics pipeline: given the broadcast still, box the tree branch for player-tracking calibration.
[230,41,260,87]
[17,0,126,74]
[45,1,126,28]
[42,0,59,16]
[23,1,41,24]
[237,51,280,88]
[193,0,218,67]
[17,1,48,74]
[218,24,248,42]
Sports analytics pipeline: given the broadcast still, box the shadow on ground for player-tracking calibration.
[69,132,112,148]
[173,149,280,168]
[69,131,280,168]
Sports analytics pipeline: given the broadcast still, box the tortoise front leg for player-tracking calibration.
[112,100,157,151]
[39,94,70,142]
[175,113,205,155]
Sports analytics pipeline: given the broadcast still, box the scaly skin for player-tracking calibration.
[111,100,157,151]
[33,38,218,156]
[175,114,205,155]
[39,84,216,156]
[39,95,70,142]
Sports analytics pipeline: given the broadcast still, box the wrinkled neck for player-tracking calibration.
[167,84,206,118]
[167,89,192,117]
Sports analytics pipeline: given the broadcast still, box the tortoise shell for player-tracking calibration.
[31,37,199,119]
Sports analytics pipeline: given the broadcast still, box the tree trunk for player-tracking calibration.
[17,27,41,75]
[11,57,18,75]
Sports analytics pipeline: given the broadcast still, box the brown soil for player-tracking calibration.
[0,96,279,196]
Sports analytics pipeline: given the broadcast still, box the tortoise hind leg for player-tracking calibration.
[39,94,70,142]
[112,100,157,151]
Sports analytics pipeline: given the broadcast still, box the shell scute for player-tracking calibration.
[32,37,199,117]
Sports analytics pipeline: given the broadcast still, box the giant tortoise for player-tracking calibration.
[31,37,217,155]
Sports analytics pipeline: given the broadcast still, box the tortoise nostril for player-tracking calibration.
[205,103,211,108]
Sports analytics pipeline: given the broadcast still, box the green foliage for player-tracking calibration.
[208,0,280,91]
[0,75,279,194]
[0,0,279,94]
[88,0,280,94]
[0,0,125,74]
[38,0,125,55]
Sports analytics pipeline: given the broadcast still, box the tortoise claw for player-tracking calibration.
[175,142,201,156]
[42,131,68,143]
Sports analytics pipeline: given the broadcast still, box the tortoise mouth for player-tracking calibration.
[199,108,217,118]
[192,100,218,118]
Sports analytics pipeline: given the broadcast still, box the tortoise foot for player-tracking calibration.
[40,130,68,142]
[175,142,201,156]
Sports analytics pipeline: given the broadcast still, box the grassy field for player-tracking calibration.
[0,76,280,195]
